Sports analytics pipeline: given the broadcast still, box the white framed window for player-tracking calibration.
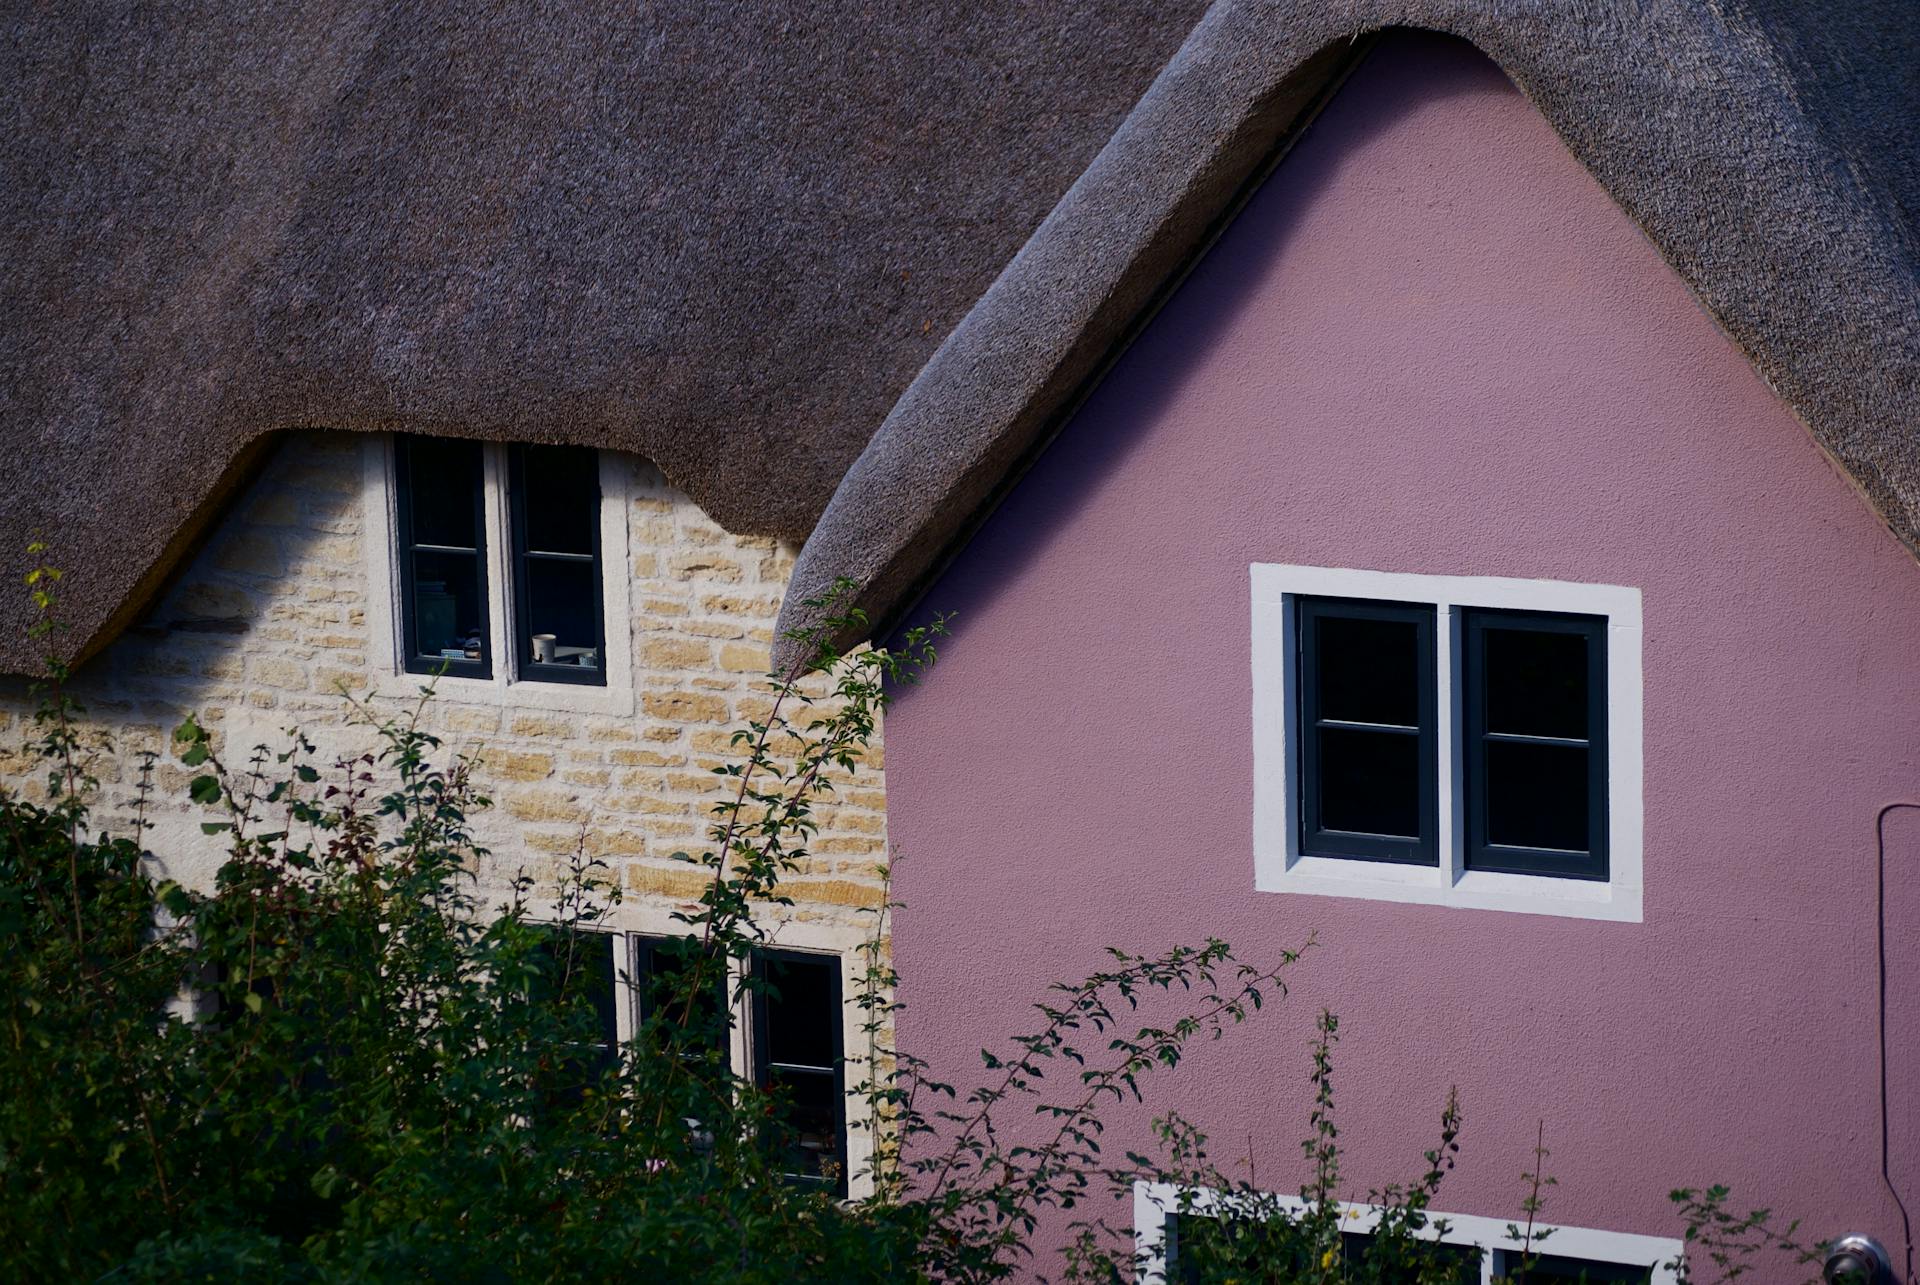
[1132,1182,1681,1284]
[1252,564,1643,921]
[534,922,868,1200]
[362,435,635,714]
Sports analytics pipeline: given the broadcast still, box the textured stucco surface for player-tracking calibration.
[884,35,1920,1263]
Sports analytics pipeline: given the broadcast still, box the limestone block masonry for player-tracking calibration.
[0,430,889,946]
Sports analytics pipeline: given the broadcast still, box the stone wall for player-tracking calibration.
[0,430,888,939]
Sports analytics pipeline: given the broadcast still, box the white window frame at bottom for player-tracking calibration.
[1132,1182,1681,1285]
[361,434,636,716]
[1251,563,1644,922]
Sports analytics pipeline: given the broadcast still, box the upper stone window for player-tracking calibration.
[369,435,633,712]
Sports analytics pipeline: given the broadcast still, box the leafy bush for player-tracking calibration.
[0,562,1832,1282]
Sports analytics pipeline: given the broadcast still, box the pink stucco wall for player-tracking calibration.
[885,30,1920,1271]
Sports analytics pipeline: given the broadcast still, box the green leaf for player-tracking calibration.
[201,821,232,835]
[244,992,264,1014]
[189,774,221,804]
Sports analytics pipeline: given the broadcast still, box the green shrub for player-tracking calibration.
[0,561,1830,1282]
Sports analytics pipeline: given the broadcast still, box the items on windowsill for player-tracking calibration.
[463,632,482,659]
[532,633,557,663]
[550,645,600,669]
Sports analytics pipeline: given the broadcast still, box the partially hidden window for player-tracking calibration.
[751,948,849,1196]
[531,930,852,1196]
[1138,1183,1679,1284]
[634,935,729,1061]
[395,435,491,678]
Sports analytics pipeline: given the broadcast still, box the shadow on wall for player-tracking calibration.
[884,31,1520,693]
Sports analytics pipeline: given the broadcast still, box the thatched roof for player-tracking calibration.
[7,4,1916,678]
[1,1,1214,672]
[774,0,1920,665]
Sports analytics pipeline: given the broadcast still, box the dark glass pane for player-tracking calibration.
[1315,614,1420,726]
[769,1067,840,1178]
[532,930,616,1046]
[762,955,837,1070]
[403,437,481,548]
[1344,1233,1482,1281]
[1484,626,1589,739]
[520,445,599,555]
[641,942,729,1055]
[1512,1252,1652,1283]
[409,550,485,659]
[524,557,599,667]
[1318,727,1420,837]
[1485,740,1588,850]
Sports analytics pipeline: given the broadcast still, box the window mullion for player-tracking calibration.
[481,443,513,685]
[1437,602,1462,889]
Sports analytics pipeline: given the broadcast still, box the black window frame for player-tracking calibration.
[507,443,607,688]
[394,434,492,680]
[1296,596,1439,866]
[1462,608,1609,880]
[749,946,848,1197]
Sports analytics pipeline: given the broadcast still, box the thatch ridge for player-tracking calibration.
[774,1,1920,666]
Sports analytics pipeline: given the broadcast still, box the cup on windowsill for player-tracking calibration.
[532,634,557,664]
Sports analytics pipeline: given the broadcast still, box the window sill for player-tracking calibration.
[365,669,635,717]
[1256,854,1642,922]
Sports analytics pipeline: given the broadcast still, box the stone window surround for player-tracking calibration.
[362,435,637,716]
[1251,563,1644,922]
[525,897,879,1201]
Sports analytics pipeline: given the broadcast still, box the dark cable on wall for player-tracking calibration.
[1876,802,1920,1285]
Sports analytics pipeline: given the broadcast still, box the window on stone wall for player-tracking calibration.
[749,948,848,1194]
[508,444,606,686]
[389,435,614,689]
[395,435,492,679]
[547,930,853,1197]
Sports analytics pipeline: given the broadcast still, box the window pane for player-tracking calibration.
[762,954,837,1070]
[531,929,618,1074]
[1315,614,1420,726]
[1318,727,1419,837]
[641,942,729,1055]
[403,437,481,548]
[520,445,599,555]
[1485,740,1588,851]
[409,549,485,659]
[523,557,599,666]
[1484,625,1589,739]
[1508,1251,1652,1283]
[768,1067,840,1179]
